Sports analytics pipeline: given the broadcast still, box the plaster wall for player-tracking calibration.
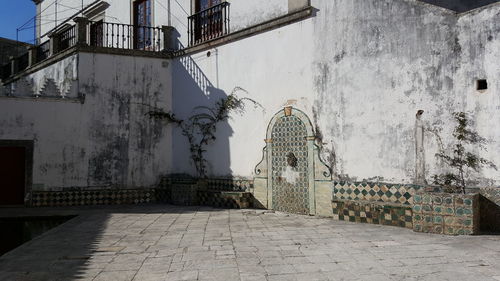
[455,5,500,186]
[171,0,500,186]
[29,54,78,97]
[0,52,172,191]
[3,54,78,98]
[26,0,500,188]
[37,0,289,47]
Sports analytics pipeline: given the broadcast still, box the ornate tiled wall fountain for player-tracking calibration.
[253,106,332,216]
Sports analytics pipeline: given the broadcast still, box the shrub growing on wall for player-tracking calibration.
[433,112,496,194]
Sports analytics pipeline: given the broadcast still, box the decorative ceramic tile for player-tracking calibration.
[31,189,156,207]
[333,182,422,205]
[206,178,253,192]
[332,199,413,229]
[412,192,480,235]
[198,191,252,209]
[271,115,309,215]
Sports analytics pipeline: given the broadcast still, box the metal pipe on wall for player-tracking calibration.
[168,0,171,26]
[55,0,58,28]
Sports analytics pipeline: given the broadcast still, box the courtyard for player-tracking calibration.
[0,205,499,281]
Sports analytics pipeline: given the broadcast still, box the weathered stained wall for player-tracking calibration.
[311,0,459,184]
[170,0,500,187]
[16,0,500,189]
[455,4,500,186]
[0,53,171,191]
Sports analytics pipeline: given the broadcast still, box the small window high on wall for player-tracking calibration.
[133,0,152,49]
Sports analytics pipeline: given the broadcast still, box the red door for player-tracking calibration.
[0,147,25,206]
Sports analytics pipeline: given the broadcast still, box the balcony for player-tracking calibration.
[1,18,169,82]
[188,1,230,46]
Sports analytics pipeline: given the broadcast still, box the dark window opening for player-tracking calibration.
[477,79,488,91]
[133,0,152,50]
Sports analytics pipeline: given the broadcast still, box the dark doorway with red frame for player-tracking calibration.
[0,141,33,206]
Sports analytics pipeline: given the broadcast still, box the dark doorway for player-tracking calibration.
[195,0,224,41]
[0,147,26,206]
[90,19,104,47]
[133,0,152,50]
[195,0,222,12]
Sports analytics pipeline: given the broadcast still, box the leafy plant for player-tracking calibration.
[433,112,496,194]
[148,87,261,177]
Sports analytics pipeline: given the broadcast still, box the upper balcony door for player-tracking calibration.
[196,0,221,12]
[133,0,152,50]
[193,0,224,44]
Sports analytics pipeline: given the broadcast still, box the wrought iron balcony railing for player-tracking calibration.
[1,19,167,81]
[188,1,230,46]
[58,25,77,51]
[89,21,163,51]
[36,41,50,63]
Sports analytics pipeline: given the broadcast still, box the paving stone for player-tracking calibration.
[93,270,137,281]
[165,270,198,281]
[240,273,268,281]
[0,205,498,281]
[265,264,296,275]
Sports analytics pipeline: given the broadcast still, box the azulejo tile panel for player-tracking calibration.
[31,189,156,207]
[159,177,255,209]
[198,191,252,209]
[332,199,413,229]
[412,191,479,235]
[206,178,254,192]
[271,115,309,215]
[30,177,255,208]
[333,182,423,205]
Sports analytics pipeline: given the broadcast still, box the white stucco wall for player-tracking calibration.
[0,53,172,191]
[170,0,500,186]
[37,0,289,47]
[18,0,500,187]
[455,4,500,186]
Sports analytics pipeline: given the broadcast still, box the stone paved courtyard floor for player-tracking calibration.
[0,205,499,281]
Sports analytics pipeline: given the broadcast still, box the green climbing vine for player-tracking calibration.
[148,87,262,178]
